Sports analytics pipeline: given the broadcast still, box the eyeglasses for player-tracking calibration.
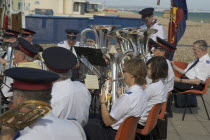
[192,48,200,51]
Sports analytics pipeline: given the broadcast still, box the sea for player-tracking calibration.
[132,11,210,23]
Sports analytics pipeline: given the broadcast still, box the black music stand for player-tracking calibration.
[74,47,107,67]
[74,47,107,115]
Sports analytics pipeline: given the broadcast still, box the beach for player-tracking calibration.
[104,11,210,62]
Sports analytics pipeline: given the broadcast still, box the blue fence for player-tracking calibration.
[26,15,144,44]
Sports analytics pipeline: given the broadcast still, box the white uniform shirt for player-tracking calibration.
[51,79,91,127]
[110,85,147,130]
[139,80,167,126]
[185,54,210,84]
[16,113,86,140]
[57,40,80,57]
[165,59,175,92]
[140,21,166,41]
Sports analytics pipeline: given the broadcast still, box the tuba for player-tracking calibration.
[0,100,51,130]
[80,25,157,111]
[80,25,120,111]
[107,27,157,106]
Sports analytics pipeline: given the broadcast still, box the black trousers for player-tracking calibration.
[84,119,117,140]
[174,76,203,92]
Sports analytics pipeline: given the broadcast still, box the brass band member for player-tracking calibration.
[139,8,166,41]
[42,47,91,127]
[138,56,168,129]
[1,38,39,98]
[20,28,36,43]
[84,56,147,140]
[0,67,86,140]
[57,29,80,81]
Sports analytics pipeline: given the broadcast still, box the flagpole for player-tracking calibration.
[168,0,173,43]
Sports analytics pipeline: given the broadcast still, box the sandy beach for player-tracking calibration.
[104,11,210,62]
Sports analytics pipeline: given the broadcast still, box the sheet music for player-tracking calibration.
[84,75,99,89]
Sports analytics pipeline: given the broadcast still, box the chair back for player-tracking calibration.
[173,61,188,78]
[115,116,140,140]
[136,103,163,135]
[201,77,210,94]
[158,92,171,119]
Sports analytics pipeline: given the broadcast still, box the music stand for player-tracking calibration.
[74,46,107,67]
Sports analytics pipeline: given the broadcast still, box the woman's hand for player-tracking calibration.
[99,87,106,104]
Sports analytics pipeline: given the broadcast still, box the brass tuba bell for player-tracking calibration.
[0,100,51,130]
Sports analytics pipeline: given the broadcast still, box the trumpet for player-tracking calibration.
[0,100,51,130]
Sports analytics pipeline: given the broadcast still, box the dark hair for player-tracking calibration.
[146,56,168,83]
[156,47,171,59]
[124,57,147,85]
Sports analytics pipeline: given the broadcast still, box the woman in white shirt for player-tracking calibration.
[138,56,168,128]
[84,56,148,140]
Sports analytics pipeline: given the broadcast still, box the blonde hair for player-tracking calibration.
[124,56,147,85]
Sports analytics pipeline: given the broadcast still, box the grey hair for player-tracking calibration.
[15,89,52,104]
[193,40,208,52]
[47,68,72,80]
[15,49,35,62]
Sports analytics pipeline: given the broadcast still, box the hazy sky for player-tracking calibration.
[93,0,210,11]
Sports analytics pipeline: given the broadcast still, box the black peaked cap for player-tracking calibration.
[65,29,80,35]
[42,47,77,73]
[21,28,36,35]
[139,8,154,15]
[156,37,177,52]
[4,67,59,83]
[16,38,39,57]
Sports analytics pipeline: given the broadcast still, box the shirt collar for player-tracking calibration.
[199,53,209,62]
[127,85,142,93]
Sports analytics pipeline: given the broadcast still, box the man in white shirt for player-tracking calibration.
[42,47,91,127]
[58,29,80,80]
[1,38,39,98]
[172,40,210,91]
[0,67,86,140]
[139,7,166,41]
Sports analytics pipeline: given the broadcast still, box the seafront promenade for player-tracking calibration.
[167,88,210,140]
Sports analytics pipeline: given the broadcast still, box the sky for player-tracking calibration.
[91,0,210,11]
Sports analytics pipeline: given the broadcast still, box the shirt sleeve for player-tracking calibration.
[110,94,131,121]
[195,65,210,83]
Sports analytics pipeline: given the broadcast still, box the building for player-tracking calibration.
[24,0,103,16]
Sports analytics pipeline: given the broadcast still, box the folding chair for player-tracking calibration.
[115,116,140,140]
[136,103,164,140]
[173,61,210,121]
[180,77,210,121]
[159,92,171,119]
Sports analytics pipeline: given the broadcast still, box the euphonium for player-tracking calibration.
[0,100,51,130]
